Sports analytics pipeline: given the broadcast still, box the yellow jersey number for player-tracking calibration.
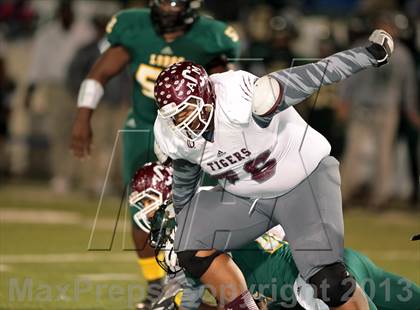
[135,64,162,99]
[224,25,239,42]
[106,15,117,34]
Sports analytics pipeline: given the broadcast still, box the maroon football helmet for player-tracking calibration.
[129,162,173,232]
[154,61,215,141]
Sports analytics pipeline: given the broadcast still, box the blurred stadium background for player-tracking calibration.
[0,0,419,309]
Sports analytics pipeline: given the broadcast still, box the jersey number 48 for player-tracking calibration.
[214,150,277,184]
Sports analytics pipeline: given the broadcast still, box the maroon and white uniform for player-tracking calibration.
[152,39,391,285]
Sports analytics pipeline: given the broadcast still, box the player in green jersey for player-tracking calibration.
[70,1,240,309]
[229,234,420,310]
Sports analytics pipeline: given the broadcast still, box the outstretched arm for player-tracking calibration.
[252,30,393,127]
[273,47,377,107]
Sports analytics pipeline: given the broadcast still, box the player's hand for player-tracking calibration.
[70,108,93,159]
[367,29,394,67]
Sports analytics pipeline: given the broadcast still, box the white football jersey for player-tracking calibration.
[154,70,331,198]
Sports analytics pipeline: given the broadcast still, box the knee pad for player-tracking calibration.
[309,262,356,307]
[177,250,223,279]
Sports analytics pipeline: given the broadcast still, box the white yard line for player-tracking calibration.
[0,208,131,231]
[0,264,12,272]
[0,252,135,264]
[77,273,139,281]
[0,208,82,224]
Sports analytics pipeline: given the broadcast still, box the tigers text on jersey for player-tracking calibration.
[154,70,331,198]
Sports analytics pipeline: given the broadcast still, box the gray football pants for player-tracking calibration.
[174,156,344,280]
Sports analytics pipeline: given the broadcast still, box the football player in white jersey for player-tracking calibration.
[152,30,394,310]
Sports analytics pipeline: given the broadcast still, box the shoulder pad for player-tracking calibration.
[106,8,149,44]
[116,8,149,23]
[210,70,257,124]
[252,75,282,116]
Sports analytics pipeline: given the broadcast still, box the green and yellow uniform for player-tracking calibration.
[232,234,298,304]
[231,234,420,310]
[106,8,240,184]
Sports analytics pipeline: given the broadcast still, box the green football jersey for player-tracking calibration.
[232,234,298,300]
[233,238,420,310]
[182,232,419,309]
[106,8,240,126]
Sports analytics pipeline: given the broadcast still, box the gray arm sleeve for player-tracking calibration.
[253,47,377,126]
[172,159,202,213]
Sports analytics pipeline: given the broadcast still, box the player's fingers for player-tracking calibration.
[70,136,87,159]
[70,139,81,158]
[72,146,84,159]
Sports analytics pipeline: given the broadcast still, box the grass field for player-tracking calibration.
[0,183,419,310]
